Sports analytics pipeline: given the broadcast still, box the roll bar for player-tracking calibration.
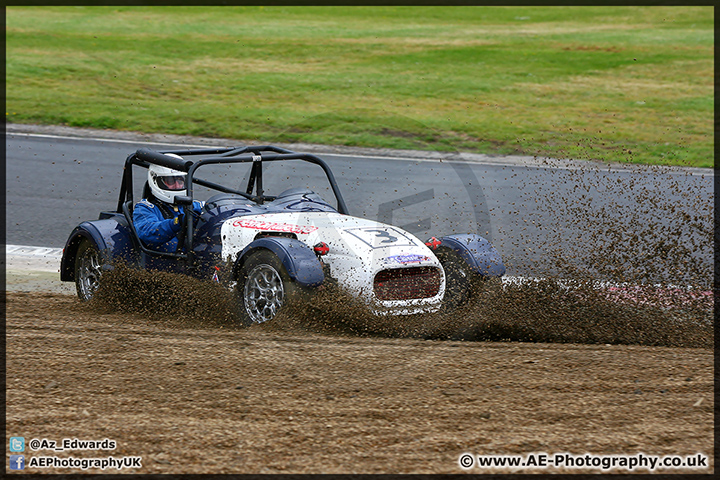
[135,148,194,171]
[117,145,350,267]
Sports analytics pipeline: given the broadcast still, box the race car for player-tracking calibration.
[60,145,505,324]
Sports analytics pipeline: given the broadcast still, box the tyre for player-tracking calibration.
[236,250,297,325]
[75,239,104,301]
[437,249,473,312]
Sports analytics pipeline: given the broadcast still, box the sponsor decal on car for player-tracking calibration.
[230,218,318,235]
[386,253,430,264]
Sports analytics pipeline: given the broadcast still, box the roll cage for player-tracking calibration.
[116,145,349,266]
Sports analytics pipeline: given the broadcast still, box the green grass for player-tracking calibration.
[6,6,714,167]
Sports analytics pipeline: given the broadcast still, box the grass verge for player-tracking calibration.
[6,6,714,167]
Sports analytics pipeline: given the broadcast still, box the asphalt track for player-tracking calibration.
[5,124,713,281]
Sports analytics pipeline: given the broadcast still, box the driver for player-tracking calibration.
[133,155,203,252]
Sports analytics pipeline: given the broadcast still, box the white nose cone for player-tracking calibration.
[221,211,445,314]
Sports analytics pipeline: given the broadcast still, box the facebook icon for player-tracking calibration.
[10,455,25,470]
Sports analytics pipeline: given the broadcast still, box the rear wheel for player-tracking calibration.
[75,239,103,301]
[437,249,473,312]
[236,250,297,325]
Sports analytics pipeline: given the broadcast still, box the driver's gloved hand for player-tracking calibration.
[174,213,184,229]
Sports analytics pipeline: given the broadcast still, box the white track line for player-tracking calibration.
[8,131,205,148]
[6,244,63,258]
[5,245,63,274]
[7,131,530,166]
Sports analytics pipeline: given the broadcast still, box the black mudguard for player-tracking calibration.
[437,234,505,277]
[233,237,324,288]
[60,217,134,282]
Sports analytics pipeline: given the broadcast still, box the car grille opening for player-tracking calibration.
[374,267,442,301]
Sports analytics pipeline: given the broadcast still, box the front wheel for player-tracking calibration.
[75,239,104,301]
[236,250,296,325]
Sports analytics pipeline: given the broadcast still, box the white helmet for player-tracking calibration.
[148,154,187,203]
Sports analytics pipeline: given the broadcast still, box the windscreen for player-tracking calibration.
[189,158,337,208]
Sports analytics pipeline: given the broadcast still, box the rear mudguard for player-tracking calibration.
[60,217,134,282]
[233,237,324,288]
[438,234,505,277]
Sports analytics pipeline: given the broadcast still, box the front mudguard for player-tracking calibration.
[437,234,505,277]
[233,237,324,288]
[60,219,135,282]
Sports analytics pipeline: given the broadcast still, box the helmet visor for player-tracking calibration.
[157,175,186,191]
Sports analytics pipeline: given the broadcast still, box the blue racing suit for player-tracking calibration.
[133,198,203,253]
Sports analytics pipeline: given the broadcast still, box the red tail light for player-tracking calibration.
[374,267,442,301]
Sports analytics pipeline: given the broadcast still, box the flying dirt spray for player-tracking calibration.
[90,112,713,348]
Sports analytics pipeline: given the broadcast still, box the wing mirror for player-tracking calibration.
[173,195,193,206]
